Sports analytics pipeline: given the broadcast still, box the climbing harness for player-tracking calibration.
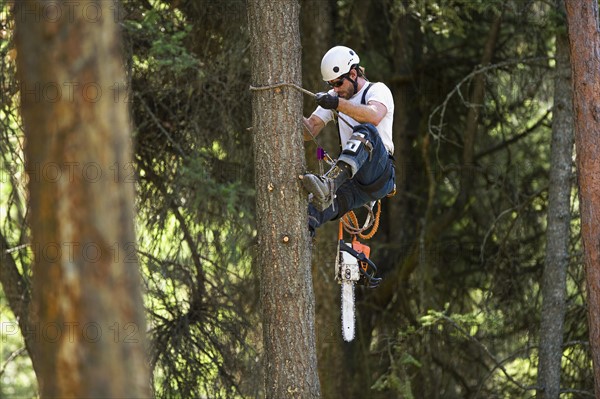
[250,81,391,342]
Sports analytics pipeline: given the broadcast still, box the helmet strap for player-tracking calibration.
[346,76,358,96]
[347,66,359,96]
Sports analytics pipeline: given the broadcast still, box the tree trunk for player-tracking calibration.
[564,0,600,395]
[388,1,422,254]
[536,10,574,398]
[15,1,150,397]
[247,1,321,397]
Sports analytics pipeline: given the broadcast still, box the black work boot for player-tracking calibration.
[301,162,352,211]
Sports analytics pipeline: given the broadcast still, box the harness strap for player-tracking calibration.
[361,83,374,105]
[350,135,374,160]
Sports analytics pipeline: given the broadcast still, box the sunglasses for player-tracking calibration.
[327,76,346,88]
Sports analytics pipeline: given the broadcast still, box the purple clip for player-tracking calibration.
[317,147,325,160]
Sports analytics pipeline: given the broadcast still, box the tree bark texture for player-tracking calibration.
[564,0,600,396]
[15,1,150,397]
[247,1,321,398]
[537,17,574,399]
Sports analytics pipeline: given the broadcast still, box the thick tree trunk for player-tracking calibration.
[564,0,600,395]
[247,1,321,397]
[15,1,150,397]
[536,15,574,398]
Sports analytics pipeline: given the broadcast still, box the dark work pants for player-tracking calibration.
[308,123,395,234]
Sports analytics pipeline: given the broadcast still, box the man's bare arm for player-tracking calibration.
[303,115,325,141]
[336,100,387,126]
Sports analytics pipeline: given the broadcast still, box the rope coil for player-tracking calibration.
[341,200,381,240]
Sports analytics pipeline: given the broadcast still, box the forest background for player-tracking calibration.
[0,0,594,398]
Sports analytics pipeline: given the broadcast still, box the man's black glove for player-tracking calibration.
[315,92,339,110]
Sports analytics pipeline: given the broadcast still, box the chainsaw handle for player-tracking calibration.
[339,240,378,273]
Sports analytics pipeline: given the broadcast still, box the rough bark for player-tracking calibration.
[536,15,574,398]
[15,1,150,397]
[247,1,321,397]
[564,0,600,396]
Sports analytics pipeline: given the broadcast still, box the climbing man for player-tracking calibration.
[302,45,395,235]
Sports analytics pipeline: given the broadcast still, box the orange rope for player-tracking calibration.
[341,200,381,240]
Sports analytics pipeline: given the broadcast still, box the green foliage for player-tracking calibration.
[0,302,37,398]
[126,8,198,75]
[0,5,36,395]
[399,0,503,38]
[371,351,419,398]
[122,1,258,397]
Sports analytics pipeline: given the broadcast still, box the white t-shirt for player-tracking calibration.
[312,81,395,154]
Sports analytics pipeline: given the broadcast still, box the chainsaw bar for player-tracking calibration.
[336,236,383,341]
[341,280,355,341]
[337,246,360,341]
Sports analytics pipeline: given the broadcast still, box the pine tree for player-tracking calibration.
[15,1,150,396]
[247,0,321,397]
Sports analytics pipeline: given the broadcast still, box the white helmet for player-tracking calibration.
[320,46,360,82]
